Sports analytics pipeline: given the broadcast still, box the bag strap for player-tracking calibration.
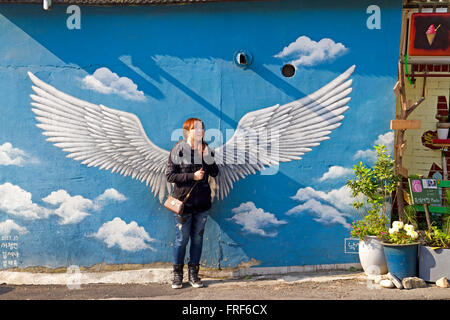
[182,181,199,204]
[182,161,204,203]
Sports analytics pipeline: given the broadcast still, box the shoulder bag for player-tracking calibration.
[164,181,199,215]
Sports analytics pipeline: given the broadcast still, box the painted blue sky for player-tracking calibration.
[0,0,401,268]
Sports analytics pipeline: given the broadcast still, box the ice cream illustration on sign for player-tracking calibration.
[426,24,441,46]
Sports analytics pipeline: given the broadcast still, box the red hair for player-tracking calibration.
[182,118,206,150]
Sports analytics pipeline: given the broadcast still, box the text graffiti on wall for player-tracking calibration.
[1,236,19,269]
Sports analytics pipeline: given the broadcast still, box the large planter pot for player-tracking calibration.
[437,122,450,139]
[419,245,450,282]
[382,242,419,280]
[358,236,388,276]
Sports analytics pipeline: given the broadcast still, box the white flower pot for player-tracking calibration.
[437,123,450,139]
[359,236,388,276]
[437,128,449,139]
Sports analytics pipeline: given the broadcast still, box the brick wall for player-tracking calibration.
[396,76,450,176]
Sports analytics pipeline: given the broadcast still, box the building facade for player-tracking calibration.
[0,0,401,271]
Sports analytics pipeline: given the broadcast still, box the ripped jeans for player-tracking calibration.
[173,210,209,265]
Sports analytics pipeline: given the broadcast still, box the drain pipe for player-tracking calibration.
[43,0,51,10]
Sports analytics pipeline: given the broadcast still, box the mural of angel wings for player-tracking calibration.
[28,65,355,204]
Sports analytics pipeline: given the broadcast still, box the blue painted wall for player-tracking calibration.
[0,0,401,269]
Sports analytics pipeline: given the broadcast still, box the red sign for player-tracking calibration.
[408,13,450,56]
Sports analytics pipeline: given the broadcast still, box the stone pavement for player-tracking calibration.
[0,267,448,300]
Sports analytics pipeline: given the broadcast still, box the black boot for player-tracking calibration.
[188,264,203,288]
[172,264,184,289]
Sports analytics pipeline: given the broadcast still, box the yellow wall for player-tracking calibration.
[396,76,450,176]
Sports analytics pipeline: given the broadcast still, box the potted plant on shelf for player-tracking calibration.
[347,144,401,276]
[381,221,420,280]
[436,114,450,139]
[418,190,450,282]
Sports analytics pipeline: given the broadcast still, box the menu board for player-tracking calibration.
[408,178,441,205]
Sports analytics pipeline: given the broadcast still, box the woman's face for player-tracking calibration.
[189,121,204,141]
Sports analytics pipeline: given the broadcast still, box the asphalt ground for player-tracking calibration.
[0,271,448,318]
[0,271,448,300]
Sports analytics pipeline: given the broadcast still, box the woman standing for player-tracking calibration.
[165,118,219,289]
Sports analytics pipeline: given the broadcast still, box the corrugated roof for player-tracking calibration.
[1,0,447,7]
[404,0,450,3]
[404,0,450,7]
[0,0,257,5]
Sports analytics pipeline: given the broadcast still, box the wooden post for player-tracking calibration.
[393,9,422,223]
[395,58,407,222]
[423,204,432,233]
[442,150,448,207]
[443,151,448,181]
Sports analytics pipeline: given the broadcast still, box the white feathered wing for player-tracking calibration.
[28,65,355,203]
[28,71,171,203]
[211,65,355,200]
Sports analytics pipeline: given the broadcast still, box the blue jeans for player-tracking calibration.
[173,210,209,265]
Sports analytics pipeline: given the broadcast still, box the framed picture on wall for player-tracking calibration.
[408,13,450,57]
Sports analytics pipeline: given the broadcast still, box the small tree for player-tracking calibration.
[347,144,400,217]
[346,145,401,240]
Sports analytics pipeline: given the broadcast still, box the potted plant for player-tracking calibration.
[349,210,389,275]
[347,145,400,276]
[418,190,450,282]
[381,221,420,280]
[436,114,450,139]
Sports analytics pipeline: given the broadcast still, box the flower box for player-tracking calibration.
[419,245,450,282]
[432,138,450,145]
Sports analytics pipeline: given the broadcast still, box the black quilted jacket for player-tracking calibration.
[165,139,219,214]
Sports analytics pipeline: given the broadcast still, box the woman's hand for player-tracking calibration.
[193,168,205,181]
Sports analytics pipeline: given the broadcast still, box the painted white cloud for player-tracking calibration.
[95,188,127,203]
[91,217,155,252]
[288,185,358,229]
[0,182,126,225]
[274,36,348,67]
[93,188,128,211]
[82,67,146,101]
[228,202,287,237]
[0,219,28,235]
[0,143,25,166]
[0,183,51,219]
[0,143,38,166]
[42,190,94,225]
[287,198,350,229]
[318,166,354,182]
[42,188,127,225]
[290,185,354,213]
[353,131,394,162]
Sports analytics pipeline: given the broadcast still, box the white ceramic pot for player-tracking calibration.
[359,236,388,276]
[437,123,450,139]
[437,128,449,139]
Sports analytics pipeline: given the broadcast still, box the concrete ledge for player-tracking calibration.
[0,263,362,285]
[232,263,362,278]
[0,268,173,285]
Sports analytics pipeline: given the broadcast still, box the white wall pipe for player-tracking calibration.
[43,0,52,10]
